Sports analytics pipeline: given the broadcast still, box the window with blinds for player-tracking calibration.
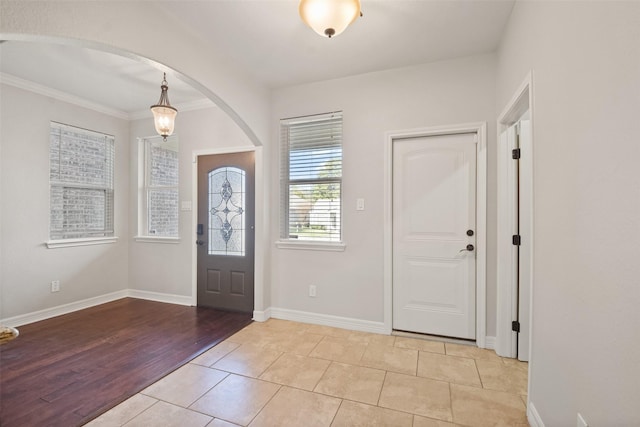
[142,136,179,237]
[49,122,115,240]
[280,111,342,242]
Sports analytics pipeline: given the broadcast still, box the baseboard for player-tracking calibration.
[253,308,271,322]
[528,401,545,427]
[485,336,496,350]
[0,289,194,327]
[0,290,129,327]
[269,307,387,335]
[127,289,193,306]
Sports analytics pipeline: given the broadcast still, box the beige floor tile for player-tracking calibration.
[413,415,460,427]
[331,400,413,427]
[207,419,241,427]
[248,386,341,427]
[378,372,452,422]
[190,374,280,426]
[309,336,367,364]
[450,384,527,427]
[501,357,529,372]
[259,353,330,391]
[142,364,228,407]
[212,343,281,377]
[313,362,385,405]
[395,337,445,354]
[476,359,528,395]
[192,341,241,367]
[304,324,353,338]
[445,343,501,360]
[125,401,212,427]
[347,331,396,346]
[84,394,157,426]
[417,352,481,387]
[360,344,418,375]
[260,330,325,356]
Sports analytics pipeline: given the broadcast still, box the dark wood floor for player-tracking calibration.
[0,298,252,427]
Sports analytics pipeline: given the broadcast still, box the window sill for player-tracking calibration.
[134,236,181,244]
[275,240,346,252]
[46,237,118,249]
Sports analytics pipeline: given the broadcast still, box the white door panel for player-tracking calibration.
[393,133,477,339]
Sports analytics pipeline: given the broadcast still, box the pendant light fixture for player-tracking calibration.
[150,73,178,141]
[299,0,361,38]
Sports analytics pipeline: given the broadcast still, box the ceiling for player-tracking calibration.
[0,0,515,115]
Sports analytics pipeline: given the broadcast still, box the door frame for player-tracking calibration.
[191,146,265,320]
[496,72,534,359]
[383,122,487,347]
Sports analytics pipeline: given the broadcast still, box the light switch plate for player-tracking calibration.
[356,198,365,211]
[181,201,192,211]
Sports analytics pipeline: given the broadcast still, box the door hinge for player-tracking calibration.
[512,321,520,333]
[512,235,521,246]
[512,148,521,159]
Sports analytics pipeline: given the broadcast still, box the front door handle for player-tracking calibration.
[196,240,206,246]
[459,244,474,253]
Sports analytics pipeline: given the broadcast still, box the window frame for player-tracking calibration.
[47,122,117,248]
[277,111,345,251]
[135,136,180,243]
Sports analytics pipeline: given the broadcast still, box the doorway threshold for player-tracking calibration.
[392,329,477,347]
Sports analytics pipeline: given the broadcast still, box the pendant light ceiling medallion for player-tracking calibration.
[150,73,178,141]
[299,0,361,38]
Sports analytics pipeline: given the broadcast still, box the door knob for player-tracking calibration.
[459,244,474,252]
[196,240,205,246]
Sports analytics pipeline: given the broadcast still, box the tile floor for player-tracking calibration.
[86,319,529,427]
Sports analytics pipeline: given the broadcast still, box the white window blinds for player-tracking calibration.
[280,111,342,242]
[49,122,115,240]
[143,137,179,237]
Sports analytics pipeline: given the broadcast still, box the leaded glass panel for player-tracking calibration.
[208,167,245,256]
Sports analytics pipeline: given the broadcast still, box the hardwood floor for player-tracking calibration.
[0,298,253,427]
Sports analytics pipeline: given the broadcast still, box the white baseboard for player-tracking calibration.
[127,289,193,306]
[485,336,496,350]
[0,289,193,327]
[0,290,129,327]
[528,401,545,427]
[253,308,272,322]
[269,307,387,335]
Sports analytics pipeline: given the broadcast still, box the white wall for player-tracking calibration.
[0,84,130,319]
[270,54,498,333]
[128,107,253,298]
[497,1,640,425]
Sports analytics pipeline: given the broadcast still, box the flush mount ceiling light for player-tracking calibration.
[299,0,362,38]
[150,73,178,141]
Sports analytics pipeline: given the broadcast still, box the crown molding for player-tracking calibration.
[0,72,130,120]
[129,98,216,121]
[0,72,215,122]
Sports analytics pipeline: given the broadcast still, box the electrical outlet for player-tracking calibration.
[51,280,60,293]
[577,413,588,427]
[309,285,317,297]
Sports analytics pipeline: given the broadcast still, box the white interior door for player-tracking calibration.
[392,133,477,339]
[518,118,531,362]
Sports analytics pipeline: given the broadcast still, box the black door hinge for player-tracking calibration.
[512,148,521,159]
[512,235,521,246]
[512,321,520,333]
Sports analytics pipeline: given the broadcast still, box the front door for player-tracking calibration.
[392,133,477,339]
[197,151,255,313]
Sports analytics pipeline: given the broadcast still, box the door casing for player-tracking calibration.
[191,146,265,319]
[383,122,487,348]
[497,72,534,362]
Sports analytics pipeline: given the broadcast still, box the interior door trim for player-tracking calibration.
[191,146,265,319]
[383,122,487,348]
